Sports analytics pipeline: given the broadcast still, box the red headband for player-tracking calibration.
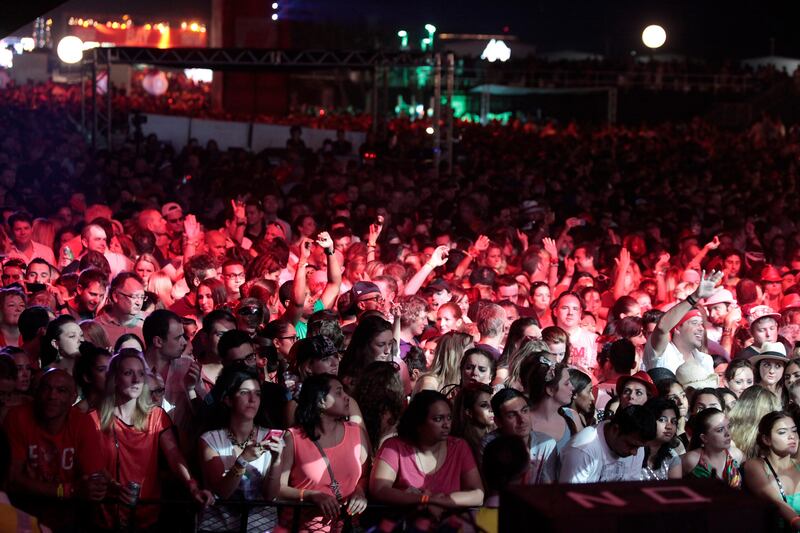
[672,309,702,334]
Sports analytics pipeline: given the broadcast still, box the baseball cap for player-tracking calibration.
[746,305,781,326]
[351,281,381,301]
[161,202,183,219]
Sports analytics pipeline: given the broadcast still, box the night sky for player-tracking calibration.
[25,0,800,59]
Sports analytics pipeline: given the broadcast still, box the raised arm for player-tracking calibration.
[686,236,720,271]
[316,231,342,309]
[404,245,449,296]
[612,247,631,301]
[292,237,313,309]
[366,216,384,263]
[454,235,489,279]
[649,270,724,356]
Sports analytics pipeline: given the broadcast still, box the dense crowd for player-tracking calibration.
[1,85,800,532]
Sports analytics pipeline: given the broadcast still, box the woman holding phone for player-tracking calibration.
[198,366,284,533]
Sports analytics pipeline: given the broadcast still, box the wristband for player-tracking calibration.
[686,294,698,307]
[324,248,334,256]
[420,494,430,505]
[187,389,198,401]
[57,302,69,311]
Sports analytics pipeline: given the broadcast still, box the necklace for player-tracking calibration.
[415,442,444,474]
[228,426,256,448]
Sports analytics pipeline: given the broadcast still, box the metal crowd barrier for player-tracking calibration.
[9,494,485,533]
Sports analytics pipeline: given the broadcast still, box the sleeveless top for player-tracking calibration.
[285,422,364,533]
[288,422,363,497]
[688,449,742,489]
[197,427,278,533]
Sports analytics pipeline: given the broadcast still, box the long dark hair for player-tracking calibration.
[339,315,393,387]
[352,362,404,452]
[74,342,111,398]
[452,382,493,459]
[295,373,339,441]
[40,315,78,367]
[689,407,725,450]
[397,390,450,446]
[757,411,794,455]
[500,317,540,365]
[643,397,681,470]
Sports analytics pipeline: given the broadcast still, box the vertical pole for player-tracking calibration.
[445,53,455,175]
[433,53,442,178]
[607,87,618,125]
[106,53,112,149]
[371,65,379,135]
[80,61,85,136]
[91,57,97,150]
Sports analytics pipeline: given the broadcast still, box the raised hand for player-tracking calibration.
[230,199,246,223]
[474,235,490,252]
[542,237,558,261]
[655,252,671,271]
[368,216,384,246]
[614,247,631,271]
[696,270,724,299]
[705,235,721,250]
[183,214,202,242]
[427,245,450,268]
[299,237,313,260]
[316,231,333,251]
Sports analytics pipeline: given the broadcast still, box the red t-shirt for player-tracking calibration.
[3,403,104,528]
[90,407,173,529]
[3,403,103,484]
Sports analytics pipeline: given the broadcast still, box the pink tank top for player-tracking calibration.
[288,422,363,498]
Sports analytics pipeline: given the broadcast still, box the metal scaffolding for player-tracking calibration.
[80,47,456,175]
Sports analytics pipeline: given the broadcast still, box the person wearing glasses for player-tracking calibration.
[96,271,146,347]
[222,259,247,304]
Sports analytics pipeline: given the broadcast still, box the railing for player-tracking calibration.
[9,495,485,533]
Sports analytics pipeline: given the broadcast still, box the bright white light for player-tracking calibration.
[0,49,12,69]
[642,25,666,49]
[272,2,278,8]
[415,104,424,116]
[57,36,84,64]
[481,39,511,62]
[142,71,169,96]
[82,41,100,50]
[271,13,278,21]
[397,30,407,37]
[184,68,213,84]
[425,126,434,135]
[425,24,436,34]
[19,37,34,52]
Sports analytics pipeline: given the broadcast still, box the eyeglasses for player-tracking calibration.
[117,292,145,302]
[277,335,297,342]
[236,353,257,364]
[237,305,262,316]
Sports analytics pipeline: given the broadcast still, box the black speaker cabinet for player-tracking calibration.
[500,479,771,532]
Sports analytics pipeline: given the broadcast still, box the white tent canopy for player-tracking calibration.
[741,55,800,74]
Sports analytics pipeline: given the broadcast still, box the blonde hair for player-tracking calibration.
[98,349,153,432]
[147,271,174,307]
[32,218,57,251]
[505,338,551,390]
[729,385,781,459]
[423,332,473,392]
